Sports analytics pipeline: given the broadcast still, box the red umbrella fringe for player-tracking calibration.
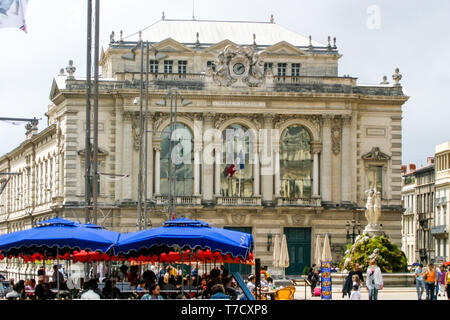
[1,250,254,265]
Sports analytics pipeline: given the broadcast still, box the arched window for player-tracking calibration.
[280,125,312,198]
[221,124,254,197]
[160,123,193,196]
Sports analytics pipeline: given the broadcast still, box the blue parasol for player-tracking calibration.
[0,217,120,257]
[112,218,254,259]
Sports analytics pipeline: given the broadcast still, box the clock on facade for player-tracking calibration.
[232,62,245,75]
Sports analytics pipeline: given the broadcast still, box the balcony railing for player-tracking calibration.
[154,195,202,206]
[276,197,321,207]
[216,197,262,206]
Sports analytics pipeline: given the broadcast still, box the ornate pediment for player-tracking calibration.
[264,41,309,56]
[361,147,391,160]
[210,44,266,87]
[153,38,194,53]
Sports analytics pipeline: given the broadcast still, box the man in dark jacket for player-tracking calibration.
[342,263,365,298]
[307,264,319,296]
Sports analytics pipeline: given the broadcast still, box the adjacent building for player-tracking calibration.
[401,164,416,264]
[0,17,409,276]
[433,141,450,263]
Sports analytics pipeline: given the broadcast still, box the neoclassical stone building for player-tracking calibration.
[0,17,409,275]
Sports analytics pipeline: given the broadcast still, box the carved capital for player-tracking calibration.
[322,114,334,126]
[342,114,352,126]
[311,141,322,154]
[123,111,133,121]
[194,144,203,153]
[203,112,216,123]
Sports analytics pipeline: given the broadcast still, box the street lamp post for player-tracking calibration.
[346,218,361,244]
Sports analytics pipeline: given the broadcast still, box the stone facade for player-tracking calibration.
[434,141,450,263]
[0,19,409,275]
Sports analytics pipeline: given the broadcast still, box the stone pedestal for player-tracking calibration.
[364,224,384,237]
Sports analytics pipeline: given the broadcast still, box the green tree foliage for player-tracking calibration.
[339,234,408,273]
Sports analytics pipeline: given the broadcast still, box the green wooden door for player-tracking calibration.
[224,226,252,277]
[284,227,311,276]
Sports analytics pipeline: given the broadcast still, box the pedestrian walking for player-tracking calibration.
[350,284,361,300]
[445,266,450,300]
[307,264,319,297]
[434,265,441,300]
[366,259,383,300]
[414,263,425,300]
[437,265,446,298]
[423,263,436,300]
[342,263,365,298]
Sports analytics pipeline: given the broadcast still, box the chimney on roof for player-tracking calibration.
[401,165,407,174]
[409,164,416,171]
[427,157,435,165]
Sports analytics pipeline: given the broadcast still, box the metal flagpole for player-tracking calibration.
[168,89,174,220]
[143,41,149,229]
[137,39,144,230]
[56,248,60,299]
[173,91,178,218]
[92,0,100,225]
[84,0,92,224]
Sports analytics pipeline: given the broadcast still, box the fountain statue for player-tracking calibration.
[364,187,383,236]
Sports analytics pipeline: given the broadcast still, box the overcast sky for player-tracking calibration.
[0,0,449,167]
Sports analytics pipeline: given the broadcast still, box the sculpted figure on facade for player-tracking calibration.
[364,187,382,230]
[212,44,266,87]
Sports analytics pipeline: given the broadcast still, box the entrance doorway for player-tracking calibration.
[284,227,311,276]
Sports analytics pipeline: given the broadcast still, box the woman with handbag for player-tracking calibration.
[366,259,383,300]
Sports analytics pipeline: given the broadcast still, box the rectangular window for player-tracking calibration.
[207,61,216,72]
[368,166,383,194]
[178,60,187,74]
[150,60,158,73]
[164,60,173,73]
[291,63,301,76]
[264,62,273,74]
[277,63,287,76]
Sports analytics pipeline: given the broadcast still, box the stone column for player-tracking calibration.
[202,112,215,204]
[341,115,352,203]
[261,114,275,206]
[321,115,333,203]
[52,155,57,199]
[311,142,322,198]
[122,112,133,200]
[193,144,201,196]
[153,144,161,195]
[146,118,154,199]
[253,144,260,196]
[274,147,280,197]
[214,145,221,197]
[114,98,124,201]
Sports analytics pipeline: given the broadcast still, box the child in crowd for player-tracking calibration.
[350,284,361,300]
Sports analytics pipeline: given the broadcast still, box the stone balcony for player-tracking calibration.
[216,196,262,206]
[276,197,321,207]
[154,195,202,206]
[64,73,405,96]
[431,225,448,236]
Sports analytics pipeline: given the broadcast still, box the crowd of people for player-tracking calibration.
[1,263,274,300]
[413,263,449,300]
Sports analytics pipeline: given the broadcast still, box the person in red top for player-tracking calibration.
[127,265,139,288]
